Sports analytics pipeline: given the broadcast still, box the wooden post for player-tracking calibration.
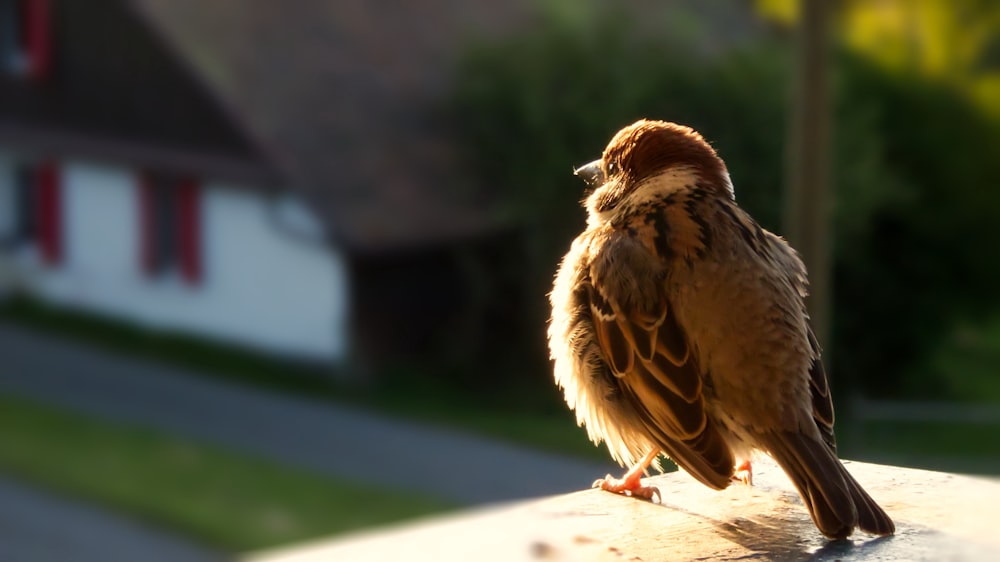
[784,0,833,353]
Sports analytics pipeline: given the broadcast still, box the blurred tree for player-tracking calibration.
[832,58,1000,397]
[783,0,833,351]
[758,0,1000,116]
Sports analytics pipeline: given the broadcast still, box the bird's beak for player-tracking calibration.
[574,159,605,188]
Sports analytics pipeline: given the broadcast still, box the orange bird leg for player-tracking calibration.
[732,459,753,486]
[593,450,661,502]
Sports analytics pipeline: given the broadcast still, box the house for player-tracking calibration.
[0,0,356,361]
[0,0,762,370]
[0,0,535,368]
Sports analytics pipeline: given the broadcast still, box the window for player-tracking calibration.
[11,159,61,264]
[139,173,202,285]
[0,0,51,80]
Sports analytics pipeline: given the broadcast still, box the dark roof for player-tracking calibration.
[0,0,277,185]
[130,0,540,252]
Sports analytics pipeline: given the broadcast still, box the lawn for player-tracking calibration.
[0,393,453,553]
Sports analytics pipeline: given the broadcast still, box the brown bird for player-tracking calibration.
[548,119,894,539]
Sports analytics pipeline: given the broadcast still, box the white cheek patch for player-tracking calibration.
[627,167,701,206]
[585,181,620,227]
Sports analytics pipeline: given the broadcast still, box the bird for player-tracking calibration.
[547,118,894,540]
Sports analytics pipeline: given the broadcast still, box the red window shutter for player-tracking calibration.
[36,160,61,265]
[177,178,201,284]
[138,172,155,275]
[24,0,52,81]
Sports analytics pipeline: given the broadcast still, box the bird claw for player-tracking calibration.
[593,475,661,503]
[732,459,753,486]
[630,485,661,502]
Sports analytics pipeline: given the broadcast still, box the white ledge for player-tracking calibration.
[245,459,1000,562]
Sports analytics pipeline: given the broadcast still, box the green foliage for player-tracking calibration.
[833,58,1000,396]
[449,11,1000,400]
[452,10,790,241]
[920,319,1000,402]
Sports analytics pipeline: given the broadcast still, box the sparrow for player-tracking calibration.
[547,119,894,539]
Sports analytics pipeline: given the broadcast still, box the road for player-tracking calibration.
[0,322,617,559]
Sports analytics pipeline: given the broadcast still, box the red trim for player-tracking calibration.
[24,0,52,81]
[177,178,201,284]
[36,160,61,265]
[138,172,155,274]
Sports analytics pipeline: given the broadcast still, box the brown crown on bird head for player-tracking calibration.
[603,119,727,190]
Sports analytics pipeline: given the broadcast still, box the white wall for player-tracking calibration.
[62,162,139,304]
[1,156,350,362]
[196,185,350,360]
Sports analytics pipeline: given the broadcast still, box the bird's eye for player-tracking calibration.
[606,162,619,175]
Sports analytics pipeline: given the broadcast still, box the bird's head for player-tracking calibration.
[576,119,733,225]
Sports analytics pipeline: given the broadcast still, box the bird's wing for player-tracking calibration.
[807,320,837,451]
[764,229,838,453]
[587,231,734,490]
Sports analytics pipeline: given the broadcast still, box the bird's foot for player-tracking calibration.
[732,459,753,486]
[592,450,661,502]
[593,474,660,501]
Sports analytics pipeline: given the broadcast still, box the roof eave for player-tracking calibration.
[0,122,283,188]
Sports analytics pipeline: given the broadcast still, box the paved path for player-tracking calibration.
[0,476,226,562]
[0,323,615,504]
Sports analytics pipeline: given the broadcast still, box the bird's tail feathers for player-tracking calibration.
[761,430,894,539]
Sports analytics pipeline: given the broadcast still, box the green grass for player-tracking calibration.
[0,393,453,552]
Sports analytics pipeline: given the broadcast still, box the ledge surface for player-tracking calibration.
[246,459,1000,561]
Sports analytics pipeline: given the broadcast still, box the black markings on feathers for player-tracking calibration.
[715,197,767,256]
[646,211,673,260]
[588,283,615,318]
[686,186,713,255]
